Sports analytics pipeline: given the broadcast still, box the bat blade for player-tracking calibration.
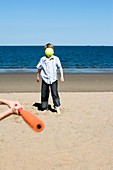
[18,108,44,132]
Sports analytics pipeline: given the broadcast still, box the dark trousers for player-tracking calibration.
[41,80,60,109]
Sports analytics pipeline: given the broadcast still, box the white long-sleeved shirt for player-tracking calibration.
[36,55,61,84]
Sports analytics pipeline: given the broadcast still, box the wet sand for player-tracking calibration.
[0,73,113,92]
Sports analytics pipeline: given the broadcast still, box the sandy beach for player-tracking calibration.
[0,73,113,170]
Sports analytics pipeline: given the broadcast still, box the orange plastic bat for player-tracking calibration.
[18,108,44,132]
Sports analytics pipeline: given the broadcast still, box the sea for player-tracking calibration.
[0,46,113,73]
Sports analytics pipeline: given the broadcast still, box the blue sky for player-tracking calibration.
[0,0,113,45]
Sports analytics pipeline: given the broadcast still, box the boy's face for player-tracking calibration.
[45,48,54,58]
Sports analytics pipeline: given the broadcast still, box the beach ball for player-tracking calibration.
[45,48,54,57]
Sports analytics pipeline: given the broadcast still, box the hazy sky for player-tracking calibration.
[0,0,113,45]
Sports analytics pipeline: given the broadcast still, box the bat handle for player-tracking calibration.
[15,104,23,114]
[18,107,23,113]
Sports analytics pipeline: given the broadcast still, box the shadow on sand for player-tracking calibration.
[33,103,57,113]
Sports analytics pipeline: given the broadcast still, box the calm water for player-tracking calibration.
[0,46,113,73]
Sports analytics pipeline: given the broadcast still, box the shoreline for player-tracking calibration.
[1,68,113,74]
[0,72,113,92]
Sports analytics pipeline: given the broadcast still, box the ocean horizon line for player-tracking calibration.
[0,44,113,47]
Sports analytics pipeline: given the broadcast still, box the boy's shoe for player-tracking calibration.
[42,108,48,112]
[55,107,61,114]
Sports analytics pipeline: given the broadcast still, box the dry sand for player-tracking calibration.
[0,73,113,170]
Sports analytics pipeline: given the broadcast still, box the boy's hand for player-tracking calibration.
[60,77,64,83]
[37,76,40,82]
[36,69,41,82]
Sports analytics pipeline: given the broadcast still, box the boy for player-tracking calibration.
[36,43,64,114]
